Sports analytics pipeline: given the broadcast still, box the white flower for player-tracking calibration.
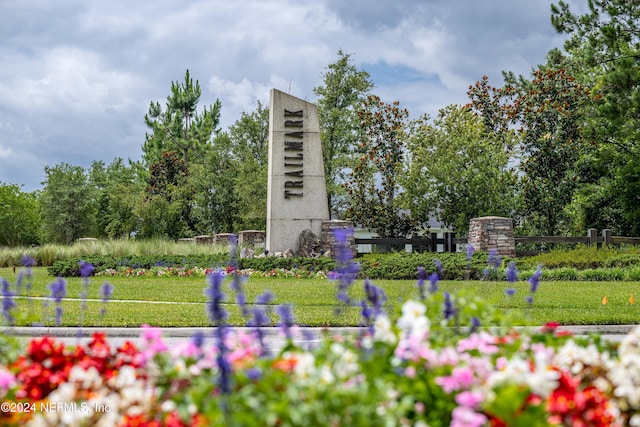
[397,300,430,336]
[161,399,177,413]
[373,314,397,345]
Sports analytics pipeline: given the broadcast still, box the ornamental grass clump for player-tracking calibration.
[3,231,640,426]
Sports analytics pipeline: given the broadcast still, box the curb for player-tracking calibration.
[2,325,637,338]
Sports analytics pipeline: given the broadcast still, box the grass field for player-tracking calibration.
[2,267,640,327]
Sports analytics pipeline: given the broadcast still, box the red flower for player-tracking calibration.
[547,370,614,426]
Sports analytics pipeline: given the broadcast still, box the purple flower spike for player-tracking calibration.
[506,261,518,283]
[100,281,113,316]
[505,288,517,297]
[528,265,542,294]
[205,270,228,325]
[428,272,439,294]
[20,255,37,267]
[469,316,481,334]
[79,261,94,278]
[488,248,501,268]
[466,244,475,261]
[1,278,16,325]
[417,267,427,299]
[276,304,295,341]
[48,277,67,325]
[434,259,444,274]
[443,292,456,321]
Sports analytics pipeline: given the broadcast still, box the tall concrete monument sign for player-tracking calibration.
[266,89,330,253]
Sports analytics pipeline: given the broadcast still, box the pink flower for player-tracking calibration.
[0,368,16,395]
[455,390,484,408]
[405,366,417,378]
[435,366,476,393]
[457,332,498,354]
[139,324,168,362]
[451,406,487,427]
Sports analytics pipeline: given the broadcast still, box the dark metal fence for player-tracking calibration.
[355,228,640,256]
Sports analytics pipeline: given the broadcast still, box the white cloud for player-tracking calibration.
[0,0,571,190]
[0,144,12,159]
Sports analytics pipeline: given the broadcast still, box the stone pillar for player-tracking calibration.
[266,89,330,253]
[239,230,266,248]
[468,216,516,257]
[321,220,356,258]
[194,235,213,245]
[214,233,236,245]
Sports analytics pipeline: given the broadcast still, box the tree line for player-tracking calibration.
[1,1,639,245]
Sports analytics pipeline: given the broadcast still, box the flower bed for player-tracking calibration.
[1,234,640,426]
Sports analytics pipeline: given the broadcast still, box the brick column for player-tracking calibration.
[468,216,516,257]
[321,220,356,257]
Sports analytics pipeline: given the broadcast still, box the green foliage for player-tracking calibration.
[0,238,229,268]
[46,253,336,277]
[241,257,335,273]
[403,106,518,234]
[227,102,269,231]
[47,254,231,276]
[551,1,640,235]
[510,65,589,235]
[188,134,238,234]
[346,95,414,237]
[89,158,142,239]
[143,69,221,165]
[580,268,626,281]
[39,163,97,244]
[517,245,627,270]
[314,50,374,218]
[0,182,41,246]
[542,267,579,281]
[358,252,489,280]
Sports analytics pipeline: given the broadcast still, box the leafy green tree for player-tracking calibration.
[88,158,142,239]
[137,151,194,239]
[314,50,374,218]
[552,0,640,234]
[345,95,414,238]
[189,133,239,234]
[403,105,518,234]
[143,70,222,165]
[0,183,40,246]
[510,65,590,235]
[39,163,97,244]
[228,102,269,230]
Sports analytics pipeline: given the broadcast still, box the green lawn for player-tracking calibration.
[1,267,640,327]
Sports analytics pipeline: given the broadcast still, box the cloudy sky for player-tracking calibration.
[0,0,579,192]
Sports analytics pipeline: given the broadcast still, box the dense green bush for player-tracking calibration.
[580,268,626,281]
[357,251,489,280]
[44,245,640,281]
[47,255,336,277]
[516,245,640,270]
[542,267,579,281]
[48,254,230,276]
[603,253,640,268]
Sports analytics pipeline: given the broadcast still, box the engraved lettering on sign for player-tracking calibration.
[284,109,303,117]
[284,141,303,151]
[285,181,303,188]
[285,190,303,199]
[284,131,303,138]
[283,109,305,199]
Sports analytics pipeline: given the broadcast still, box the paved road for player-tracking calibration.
[1,324,634,351]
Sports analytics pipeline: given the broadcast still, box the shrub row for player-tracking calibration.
[47,255,337,277]
[47,249,640,281]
